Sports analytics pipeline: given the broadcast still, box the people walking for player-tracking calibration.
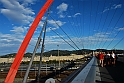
[111,51,116,66]
[98,52,104,67]
[104,52,110,66]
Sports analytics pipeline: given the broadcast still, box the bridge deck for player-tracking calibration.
[96,61,124,83]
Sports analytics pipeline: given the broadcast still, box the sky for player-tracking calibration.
[0,0,124,55]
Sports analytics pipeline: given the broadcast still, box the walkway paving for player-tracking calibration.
[96,61,124,83]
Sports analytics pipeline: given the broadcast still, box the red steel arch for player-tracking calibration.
[4,0,54,83]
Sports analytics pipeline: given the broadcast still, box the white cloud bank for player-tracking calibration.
[57,3,68,18]
[0,0,35,24]
[103,4,122,13]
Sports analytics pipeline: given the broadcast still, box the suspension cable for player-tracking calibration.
[50,15,81,50]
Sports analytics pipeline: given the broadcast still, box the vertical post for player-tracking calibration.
[37,10,50,83]
[57,45,60,69]
[35,63,36,77]
[46,64,47,75]
[23,27,43,83]
[57,45,60,77]
[54,64,56,76]
[93,51,94,56]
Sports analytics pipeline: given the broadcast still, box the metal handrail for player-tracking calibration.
[61,56,97,83]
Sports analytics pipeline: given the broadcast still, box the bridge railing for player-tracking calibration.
[61,56,97,83]
[117,54,124,63]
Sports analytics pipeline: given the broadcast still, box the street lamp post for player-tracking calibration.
[57,45,60,70]
[57,45,60,77]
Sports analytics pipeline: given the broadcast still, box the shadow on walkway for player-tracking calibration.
[105,61,124,83]
[97,61,124,83]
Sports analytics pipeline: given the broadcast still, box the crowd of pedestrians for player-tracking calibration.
[95,51,117,67]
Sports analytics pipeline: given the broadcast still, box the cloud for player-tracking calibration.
[67,13,81,18]
[0,1,69,55]
[0,33,23,43]
[0,30,38,55]
[0,19,65,55]
[0,19,66,55]
[112,4,122,9]
[73,13,81,17]
[59,14,65,18]
[0,32,24,55]
[48,20,66,28]
[57,3,68,18]
[46,19,66,32]
[103,4,122,13]
[42,32,115,51]
[46,27,59,32]
[0,0,35,24]
[118,27,124,31]
[103,8,110,13]
[45,32,114,50]
[43,35,69,50]
[0,31,115,55]
[68,16,71,18]
[57,3,68,14]
[10,26,28,33]
[22,0,36,5]
[38,21,44,28]
[76,32,114,46]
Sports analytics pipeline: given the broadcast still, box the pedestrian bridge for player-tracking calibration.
[1,0,124,83]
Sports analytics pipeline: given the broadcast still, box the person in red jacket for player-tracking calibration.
[98,52,104,67]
